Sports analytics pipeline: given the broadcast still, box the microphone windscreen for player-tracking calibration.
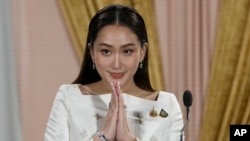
[183,90,193,107]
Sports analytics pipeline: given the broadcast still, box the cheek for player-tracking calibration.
[95,57,108,68]
[95,58,108,78]
[122,56,140,68]
[94,54,114,72]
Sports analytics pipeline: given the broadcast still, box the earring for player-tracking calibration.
[139,62,143,69]
[92,63,95,69]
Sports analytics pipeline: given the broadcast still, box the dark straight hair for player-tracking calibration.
[73,4,154,92]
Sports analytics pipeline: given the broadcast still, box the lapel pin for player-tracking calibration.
[159,109,168,118]
[134,112,143,124]
[149,107,158,117]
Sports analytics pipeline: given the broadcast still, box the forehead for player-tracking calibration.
[94,25,140,46]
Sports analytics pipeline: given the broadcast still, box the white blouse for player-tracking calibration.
[44,84,184,141]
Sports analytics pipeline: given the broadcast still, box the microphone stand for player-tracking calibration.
[180,118,189,141]
[181,90,192,141]
[180,106,190,141]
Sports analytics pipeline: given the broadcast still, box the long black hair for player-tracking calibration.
[73,4,154,92]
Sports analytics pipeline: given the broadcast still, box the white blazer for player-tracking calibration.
[44,84,184,141]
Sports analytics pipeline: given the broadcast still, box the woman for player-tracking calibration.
[44,4,184,141]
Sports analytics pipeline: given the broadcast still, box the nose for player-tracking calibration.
[112,53,122,69]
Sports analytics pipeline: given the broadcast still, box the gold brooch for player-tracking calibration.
[149,107,158,117]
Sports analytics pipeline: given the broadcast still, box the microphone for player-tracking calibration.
[180,90,193,141]
[183,90,193,120]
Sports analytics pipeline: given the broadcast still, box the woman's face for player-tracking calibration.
[91,25,146,88]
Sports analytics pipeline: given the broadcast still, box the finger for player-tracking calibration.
[115,82,127,122]
[113,82,124,110]
[116,82,130,130]
[105,82,118,122]
[101,82,118,140]
[109,82,115,109]
[116,81,124,109]
[110,82,118,109]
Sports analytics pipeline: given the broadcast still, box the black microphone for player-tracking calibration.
[180,90,193,141]
[183,90,192,120]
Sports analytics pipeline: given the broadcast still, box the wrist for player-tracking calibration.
[93,136,101,141]
[96,131,108,141]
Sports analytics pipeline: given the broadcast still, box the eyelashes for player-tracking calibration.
[123,49,134,55]
[100,49,134,56]
[101,49,111,55]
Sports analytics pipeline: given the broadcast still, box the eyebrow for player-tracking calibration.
[97,43,136,48]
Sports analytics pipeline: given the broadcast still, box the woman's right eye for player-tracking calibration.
[101,49,111,55]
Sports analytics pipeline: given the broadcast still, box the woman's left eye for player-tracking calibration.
[123,49,133,55]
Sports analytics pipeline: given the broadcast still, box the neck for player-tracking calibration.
[97,80,140,96]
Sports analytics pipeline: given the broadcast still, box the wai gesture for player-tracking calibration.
[95,81,136,141]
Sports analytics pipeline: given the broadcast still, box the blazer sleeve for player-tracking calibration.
[44,85,70,141]
[165,94,185,141]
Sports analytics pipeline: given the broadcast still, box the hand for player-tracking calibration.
[113,82,135,141]
[100,82,119,141]
[100,81,136,141]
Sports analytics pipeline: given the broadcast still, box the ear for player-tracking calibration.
[140,43,148,62]
[88,43,95,62]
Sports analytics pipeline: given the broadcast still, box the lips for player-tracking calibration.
[110,72,124,79]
